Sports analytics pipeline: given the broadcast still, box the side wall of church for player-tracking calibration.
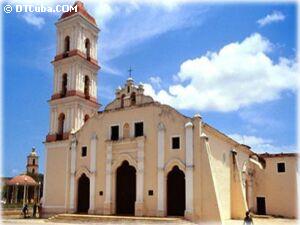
[203,127,249,220]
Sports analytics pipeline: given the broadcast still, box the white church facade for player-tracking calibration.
[43,2,298,224]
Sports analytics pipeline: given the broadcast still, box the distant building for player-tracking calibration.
[251,153,298,218]
[1,148,43,204]
[26,147,39,175]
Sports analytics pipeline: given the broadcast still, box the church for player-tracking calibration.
[43,2,297,224]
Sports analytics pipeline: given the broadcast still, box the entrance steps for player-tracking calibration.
[48,213,194,224]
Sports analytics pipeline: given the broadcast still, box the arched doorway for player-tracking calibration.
[116,161,136,215]
[167,166,185,216]
[77,173,90,213]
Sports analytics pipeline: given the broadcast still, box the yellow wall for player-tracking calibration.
[253,156,298,218]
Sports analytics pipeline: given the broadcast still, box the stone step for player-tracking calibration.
[48,213,194,224]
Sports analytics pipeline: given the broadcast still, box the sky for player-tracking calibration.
[2,1,297,177]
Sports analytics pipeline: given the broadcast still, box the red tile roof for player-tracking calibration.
[60,1,97,26]
[7,174,37,186]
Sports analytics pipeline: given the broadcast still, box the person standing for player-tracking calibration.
[32,202,37,218]
[22,204,28,218]
[38,201,43,218]
[243,211,254,225]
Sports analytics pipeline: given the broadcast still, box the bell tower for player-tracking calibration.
[46,1,100,142]
[26,147,39,175]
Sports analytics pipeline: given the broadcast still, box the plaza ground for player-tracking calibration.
[0,215,298,225]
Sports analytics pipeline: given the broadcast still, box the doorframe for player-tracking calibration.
[256,196,266,215]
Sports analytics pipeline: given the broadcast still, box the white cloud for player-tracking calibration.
[143,33,298,112]
[22,13,45,29]
[149,76,162,88]
[101,64,122,76]
[257,11,285,27]
[229,133,295,153]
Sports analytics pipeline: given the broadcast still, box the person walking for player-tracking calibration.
[243,210,254,225]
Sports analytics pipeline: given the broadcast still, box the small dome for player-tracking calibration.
[29,147,37,156]
[7,174,37,186]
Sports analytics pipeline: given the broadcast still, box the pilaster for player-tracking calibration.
[135,139,145,216]
[185,122,194,219]
[69,135,77,212]
[104,143,112,214]
[157,122,165,216]
[89,133,97,214]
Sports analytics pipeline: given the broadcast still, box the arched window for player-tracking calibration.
[120,94,125,108]
[84,114,90,123]
[32,169,35,174]
[32,159,35,165]
[85,38,90,60]
[64,36,70,53]
[123,123,130,138]
[84,76,90,98]
[61,73,68,97]
[130,92,136,106]
[58,113,65,139]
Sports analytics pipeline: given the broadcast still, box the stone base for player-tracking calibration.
[135,202,144,216]
[103,202,112,215]
[156,210,165,217]
[88,209,95,214]
[184,210,194,221]
[66,208,76,213]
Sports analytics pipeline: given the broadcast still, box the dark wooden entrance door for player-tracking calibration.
[167,166,185,216]
[256,197,266,215]
[77,174,90,213]
[116,161,136,215]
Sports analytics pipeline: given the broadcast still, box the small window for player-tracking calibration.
[61,73,68,97]
[32,159,35,165]
[32,169,35,174]
[85,38,91,60]
[99,191,103,196]
[81,146,87,157]
[148,190,153,196]
[84,76,90,98]
[134,122,144,137]
[277,162,285,173]
[64,36,70,53]
[172,137,180,149]
[111,125,119,141]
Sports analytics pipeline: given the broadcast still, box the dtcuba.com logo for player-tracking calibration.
[3,4,78,14]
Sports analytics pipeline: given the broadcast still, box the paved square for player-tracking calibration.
[1,218,299,225]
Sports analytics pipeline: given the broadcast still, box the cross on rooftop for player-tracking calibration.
[128,66,133,78]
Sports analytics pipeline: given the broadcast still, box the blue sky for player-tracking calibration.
[2,1,297,177]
